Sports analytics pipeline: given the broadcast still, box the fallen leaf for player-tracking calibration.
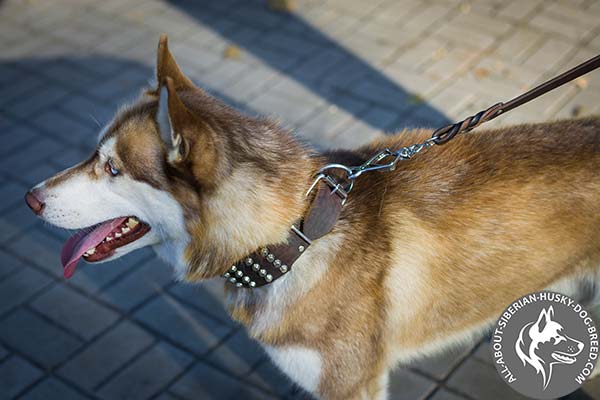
[407,94,425,105]
[473,67,491,79]
[223,45,242,60]
[575,76,589,90]
[268,0,296,12]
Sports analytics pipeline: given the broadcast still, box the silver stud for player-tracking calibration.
[223,272,231,278]
[298,245,305,252]
[249,281,256,288]
[252,263,260,272]
[273,259,281,268]
[236,270,243,278]
[230,265,237,272]
[242,276,251,284]
[280,264,288,273]
[235,282,243,288]
[259,269,267,277]
[229,277,237,284]
[245,257,253,266]
[260,248,269,257]
[265,274,273,282]
[266,254,275,262]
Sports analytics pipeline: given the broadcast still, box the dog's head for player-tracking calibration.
[25,35,314,280]
[515,306,584,388]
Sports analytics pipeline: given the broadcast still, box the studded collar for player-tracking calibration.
[223,177,346,289]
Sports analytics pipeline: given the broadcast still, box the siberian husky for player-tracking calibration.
[25,35,600,399]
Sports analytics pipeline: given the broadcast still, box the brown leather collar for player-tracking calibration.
[223,176,346,289]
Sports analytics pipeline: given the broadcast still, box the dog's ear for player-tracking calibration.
[156,34,194,91]
[157,77,217,178]
[157,77,192,163]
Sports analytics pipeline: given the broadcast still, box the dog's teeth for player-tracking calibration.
[106,236,113,241]
[122,227,130,234]
[115,232,122,238]
[126,218,139,228]
[88,248,95,255]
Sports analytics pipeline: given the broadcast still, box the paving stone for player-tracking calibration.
[244,359,298,397]
[446,358,529,400]
[7,85,71,119]
[498,0,543,22]
[0,249,28,280]
[429,388,468,400]
[31,110,97,148]
[411,345,472,381]
[134,295,233,356]
[472,340,493,365]
[167,280,233,326]
[205,329,266,377]
[522,37,575,73]
[8,229,66,278]
[252,90,323,126]
[59,95,115,127]
[97,341,193,400]
[100,257,173,312]
[0,138,64,173]
[30,284,119,340]
[19,377,89,400]
[0,73,45,105]
[0,266,53,316]
[67,247,154,294]
[433,24,496,50]
[169,361,250,400]
[58,320,154,391]
[388,368,436,399]
[50,148,90,170]
[0,355,44,399]
[0,180,28,213]
[0,205,43,243]
[0,125,38,158]
[0,345,8,361]
[0,309,82,368]
[19,162,63,188]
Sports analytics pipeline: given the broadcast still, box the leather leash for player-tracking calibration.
[224,54,600,290]
[432,54,600,145]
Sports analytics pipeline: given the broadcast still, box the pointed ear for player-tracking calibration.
[157,77,193,163]
[156,34,194,91]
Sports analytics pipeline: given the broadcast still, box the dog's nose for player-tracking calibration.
[25,190,45,215]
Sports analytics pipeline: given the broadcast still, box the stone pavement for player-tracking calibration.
[1,0,600,399]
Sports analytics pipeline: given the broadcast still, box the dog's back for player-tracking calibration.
[331,117,600,362]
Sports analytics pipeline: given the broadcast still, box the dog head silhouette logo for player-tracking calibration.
[515,306,584,389]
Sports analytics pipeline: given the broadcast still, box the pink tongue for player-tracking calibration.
[61,217,128,279]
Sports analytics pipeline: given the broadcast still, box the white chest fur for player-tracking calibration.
[264,345,322,395]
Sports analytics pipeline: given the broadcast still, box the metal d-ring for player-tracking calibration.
[306,164,353,203]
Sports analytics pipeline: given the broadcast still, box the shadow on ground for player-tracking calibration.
[166,0,450,131]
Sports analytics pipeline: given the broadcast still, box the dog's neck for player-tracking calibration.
[180,119,323,282]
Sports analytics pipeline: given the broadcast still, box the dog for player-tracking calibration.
[24,34,600,399]
[515,306,584,389]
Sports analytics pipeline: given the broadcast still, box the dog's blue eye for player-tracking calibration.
[104,160,119,177]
